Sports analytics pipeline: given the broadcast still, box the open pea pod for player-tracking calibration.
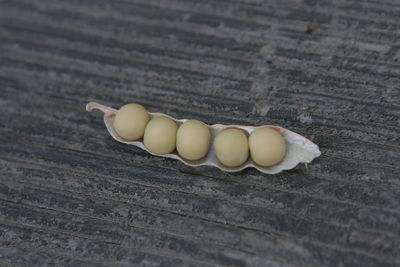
[86,102,321,174]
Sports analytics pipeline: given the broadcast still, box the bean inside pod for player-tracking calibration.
[176,120,211,161]
[213,128,249,167]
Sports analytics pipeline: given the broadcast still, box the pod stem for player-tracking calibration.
[86,102,116,115]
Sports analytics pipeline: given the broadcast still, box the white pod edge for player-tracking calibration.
[86,102,321,174]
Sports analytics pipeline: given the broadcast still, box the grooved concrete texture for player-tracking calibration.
[0,0,399,266]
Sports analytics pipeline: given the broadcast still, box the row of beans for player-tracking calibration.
[113,104,286,167]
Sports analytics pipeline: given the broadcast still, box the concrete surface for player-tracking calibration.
[0,0,399,266]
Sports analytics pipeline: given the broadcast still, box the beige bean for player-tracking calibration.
[249,127,286,166]
[144,116,178,154]
[214,128,249,167]
[113,103,149,140]
[176,120,210,160]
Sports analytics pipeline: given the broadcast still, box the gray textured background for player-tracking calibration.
[1,0,400,266]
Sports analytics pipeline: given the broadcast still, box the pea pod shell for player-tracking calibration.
[86,102,321,174]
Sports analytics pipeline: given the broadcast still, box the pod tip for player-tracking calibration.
[85,102,117,114]
[86,102,94,112]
